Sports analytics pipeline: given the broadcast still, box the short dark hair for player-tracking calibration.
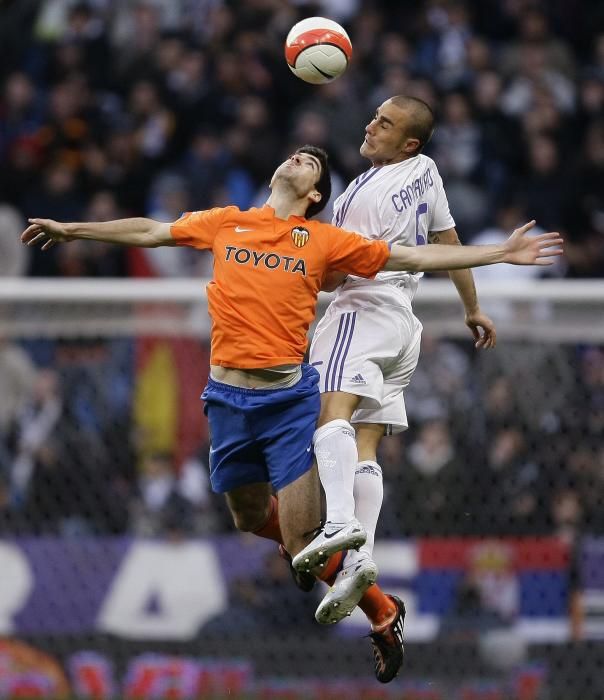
[296,145,331,219]
[390,95,435,154]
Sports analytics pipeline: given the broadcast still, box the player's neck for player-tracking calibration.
[371,153,414,167]
[265,190,307,220]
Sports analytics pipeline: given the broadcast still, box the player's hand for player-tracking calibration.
[503,220,563,265]
[21,218,69,250]
[465,310,496,349]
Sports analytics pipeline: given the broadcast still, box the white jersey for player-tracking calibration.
[330,154,455,311]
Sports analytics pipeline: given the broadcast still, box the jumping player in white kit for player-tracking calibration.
[293,95,499,676]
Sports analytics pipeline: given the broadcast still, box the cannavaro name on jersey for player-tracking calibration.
[391,167,435,212]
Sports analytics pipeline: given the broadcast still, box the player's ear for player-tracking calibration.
[309,189,321,203]
[404,137,421,155]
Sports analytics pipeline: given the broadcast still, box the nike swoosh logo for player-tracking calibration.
[309,61,335,80]
[235,226,253,233]
[323,528,344,539]
[306,446,312,452]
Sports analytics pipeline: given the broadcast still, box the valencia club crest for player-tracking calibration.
[291,226,310,248]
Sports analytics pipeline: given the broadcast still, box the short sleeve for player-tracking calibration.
[325,224,390,278]
[170,207,227,249]
[429,169,456,232]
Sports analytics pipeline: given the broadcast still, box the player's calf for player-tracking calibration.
[278,545,316,593]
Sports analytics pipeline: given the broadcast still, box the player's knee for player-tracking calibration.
[356,437,380,461]
[230,506,267,533]
[313,418,355,446]
[318,407,353,426]
[318,393,361,426]
[283,529,316,558]
[282,533,304,557]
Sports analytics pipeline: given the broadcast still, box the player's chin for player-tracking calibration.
[274,169,293,185]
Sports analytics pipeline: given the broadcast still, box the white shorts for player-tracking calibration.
[309,304,422,434]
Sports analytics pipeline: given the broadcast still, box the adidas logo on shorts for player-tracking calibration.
[350,373,367,385]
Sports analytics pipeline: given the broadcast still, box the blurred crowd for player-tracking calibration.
[1,0,603,276]
[1,332,602,542]
[0,0,603,541]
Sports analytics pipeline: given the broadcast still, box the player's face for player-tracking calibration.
[360,100,419,166]
[271,152,322,197]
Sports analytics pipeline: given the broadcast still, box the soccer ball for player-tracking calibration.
[285,17,352,85]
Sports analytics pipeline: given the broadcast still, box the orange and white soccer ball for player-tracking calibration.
[285,17,352,85]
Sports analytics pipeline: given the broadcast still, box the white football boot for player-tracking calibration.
[315,554,379,625]
[292,518,367,573]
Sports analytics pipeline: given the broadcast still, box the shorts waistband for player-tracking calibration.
[206,371,304,396]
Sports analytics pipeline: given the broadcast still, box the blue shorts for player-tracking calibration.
[201,364,320,494]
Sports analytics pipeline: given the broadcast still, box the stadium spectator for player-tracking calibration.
[0,473,18,533]
[0,339,37,455]
[0,205,29,277]
[399,419,465,535]
[24,163,85,276]
[131,450,220,536]
[202,550,319,637]
[519,135,567,232]
[480,426,547,535]
[404,334,474,427]
[20,436,69,534]
[499,7,576,80]
[131,452,191,536]
[501,43,575,116]
[429,90,488,234]
[0,72,43,162]
[10,368,63,509]
[64,191,128,276]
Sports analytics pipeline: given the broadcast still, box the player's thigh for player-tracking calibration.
[225,482,273,532]
[385,313,422,389]
[352,384,409,436]
[203,396,268,494]
[351,316,421,434]
[257,364,321,493]
[310,307,400,401]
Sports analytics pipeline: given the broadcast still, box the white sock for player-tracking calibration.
[350,460,383,560]
[313,419,357,525]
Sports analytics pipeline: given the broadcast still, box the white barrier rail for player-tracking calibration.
[0,278,603,302]
[1,278,603,342]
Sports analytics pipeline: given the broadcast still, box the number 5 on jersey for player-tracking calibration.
[415,203,428,246]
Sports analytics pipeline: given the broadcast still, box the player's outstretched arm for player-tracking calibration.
[21,217,175,251]
[383,220,563,272]
[428,228,497,350]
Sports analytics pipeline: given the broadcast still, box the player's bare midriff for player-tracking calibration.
[210,364,301,389]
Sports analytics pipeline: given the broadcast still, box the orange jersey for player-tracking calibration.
[170,204,389,368]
